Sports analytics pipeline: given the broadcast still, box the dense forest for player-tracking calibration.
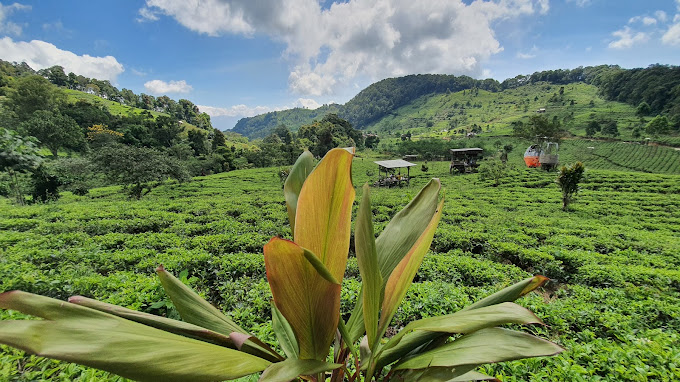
[234,64,680,138]
[0,60,363,202]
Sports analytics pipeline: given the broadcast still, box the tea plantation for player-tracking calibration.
[1,155,679,381]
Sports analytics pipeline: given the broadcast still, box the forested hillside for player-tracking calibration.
[232,103,341,138]
[233,64,680,141]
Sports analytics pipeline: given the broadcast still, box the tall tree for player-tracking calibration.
[0,127,42,205]
[20,110,85,158]
[5,75,66,121]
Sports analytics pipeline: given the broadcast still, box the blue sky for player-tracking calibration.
[1,0,679,130]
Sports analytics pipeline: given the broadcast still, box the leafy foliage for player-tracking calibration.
[91,144,190,199]
[556,162,585,210]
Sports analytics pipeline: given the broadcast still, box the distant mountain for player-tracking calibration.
[235,64,680,140]
[232,104,342,139]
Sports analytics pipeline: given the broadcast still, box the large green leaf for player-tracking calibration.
[394,328,564,371]
[0,291,270,382]
[272,304,299,359]
[284,150,315,235]
[157,265,246,335]
[264,238,341,360]
[68,295,234,348]
[258,359,341,382]
[347,179,441,342]
[355,183,382,349]
[376,178,441,280]
[464,275,549,311]
[375,276,551,369]
[294,147,354,283]
[378,197,445,336]
[378,302,543,366]
[393,365,476,382]
[266,148,354,360]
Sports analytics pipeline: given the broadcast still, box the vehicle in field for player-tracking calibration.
[449,148,484,173]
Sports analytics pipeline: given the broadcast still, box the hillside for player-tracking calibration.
[366,82,640,139]
[232,103,342,139]
[233,65,680,145]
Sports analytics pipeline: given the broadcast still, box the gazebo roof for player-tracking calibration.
[450,148,484,153]
[374,159,417,169]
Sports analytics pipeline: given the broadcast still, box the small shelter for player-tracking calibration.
[403,154,420,162]
[449,148,483,173]
[374,159,416,187]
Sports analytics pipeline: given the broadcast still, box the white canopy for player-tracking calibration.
[374,159,417,169]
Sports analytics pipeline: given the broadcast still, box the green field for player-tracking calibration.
[1,151,679,381]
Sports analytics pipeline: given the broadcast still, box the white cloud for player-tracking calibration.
[0,2,30,35]
[199,97,321,118]
[139,0,548,96]
[198,104,271,118]
[566,0,590,7]
[629,15,658,26]
[0,37,124,81]
[295,98,321,109]
[662,23,680,45]
[608,26,648,49]
[144,79,193,94]
[516,45,539,59]
[137,6,159,22]
[655,11,668,23]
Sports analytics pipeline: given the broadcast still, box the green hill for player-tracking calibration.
[233,65,680,146]
[232,103,342,139]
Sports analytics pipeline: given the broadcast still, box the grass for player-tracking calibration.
[1,152,679,380]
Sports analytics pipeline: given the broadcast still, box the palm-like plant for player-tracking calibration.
[0,148,562,381]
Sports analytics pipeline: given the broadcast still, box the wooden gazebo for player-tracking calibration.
[374,159,416,187]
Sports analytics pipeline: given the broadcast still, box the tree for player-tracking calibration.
[91,144,190,199]
[187,129,209,156]
[636,101,651,117]
[479,158,509,186]
[556,161,585,211]
[0,128,42,205]
[585,120,601,137]
[20,110,85,158]
[513,115,566,141]
[211,128,226,150]
[645,115,670,135]
[5,75,66,121]
[601,120,619,138]
[365,134,380,149]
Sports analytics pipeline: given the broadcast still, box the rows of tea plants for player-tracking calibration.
[1,157,679,381]
[558,140,680,174]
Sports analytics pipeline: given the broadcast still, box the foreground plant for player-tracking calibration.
[0,148,563,381]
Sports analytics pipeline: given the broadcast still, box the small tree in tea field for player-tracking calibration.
[556,161,585,211]
[0,148,563,381]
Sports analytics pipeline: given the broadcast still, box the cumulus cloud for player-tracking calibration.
[199,97,322,118]
[139,0,548,96]
[608,26,648,49]
[144,79,193,94]
[0,37,124,81]
[0,2,30,35]
[662,23,680,45]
